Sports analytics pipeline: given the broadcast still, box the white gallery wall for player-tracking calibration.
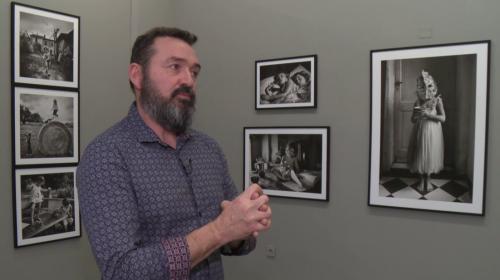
[1,0,500,279]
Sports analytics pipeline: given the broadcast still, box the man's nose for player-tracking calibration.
[180,68,196,87]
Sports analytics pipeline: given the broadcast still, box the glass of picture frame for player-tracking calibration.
[14,166,81,247]
[12,2,80,89]
[369,41,490,215]
[244,127,330,201]
[255,55,317,110]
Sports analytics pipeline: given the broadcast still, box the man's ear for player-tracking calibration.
[128,63,143,93]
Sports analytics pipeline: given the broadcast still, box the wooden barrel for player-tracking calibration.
[37,121,72,156]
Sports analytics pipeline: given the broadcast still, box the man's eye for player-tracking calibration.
[169,64,181,71]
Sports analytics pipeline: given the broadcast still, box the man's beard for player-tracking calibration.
[140,75,196,135]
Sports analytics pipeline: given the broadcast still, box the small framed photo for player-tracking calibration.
[244,127,329,201]
[14,167,80,247]
[369,41,490,215]
[14,87,79,166]
[12,2,80,89]
[255,55,317,109]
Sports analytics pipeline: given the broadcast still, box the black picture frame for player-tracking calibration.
[255,55,317,110]
[13,167,81,247]
[13,87,79,166]
[12,2,80,90]
[369,41,490,215]
[244,127,330,201]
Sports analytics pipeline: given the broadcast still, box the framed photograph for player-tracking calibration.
[255,55,316,109]
[14,87,79,166]
[244,127,329,201]
[12,2,80,89]
[14,166,80,247]
[369,41,490,215]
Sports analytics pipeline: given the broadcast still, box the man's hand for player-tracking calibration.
[213,184,272,243]
[186,184,272,268]
[249,186,271,236]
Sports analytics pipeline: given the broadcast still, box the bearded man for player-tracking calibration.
[77,27,271,280]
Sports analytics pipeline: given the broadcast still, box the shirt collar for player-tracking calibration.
[127,102,193,147]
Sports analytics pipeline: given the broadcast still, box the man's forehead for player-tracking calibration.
[140,37,201,76]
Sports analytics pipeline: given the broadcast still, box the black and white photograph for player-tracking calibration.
[244,127,329,200]
[14,167,80,247]
[255,55,316,109]
[14,87,79,165]
[369,41,490,215]
[12,2,79,88]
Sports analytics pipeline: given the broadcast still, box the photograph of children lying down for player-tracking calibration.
[256,55,316,109]
[244,127,329,200]
[259,65,311,105]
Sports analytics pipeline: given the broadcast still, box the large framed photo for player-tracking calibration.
[255,55,316,109]
[14,167,80,247]
[14,87,79,166]
[369,41,490,215]
[244,127,329,201]
[12,2,80,89]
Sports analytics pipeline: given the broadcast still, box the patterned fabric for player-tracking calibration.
[162,237,190,279]
[77,103,255,280]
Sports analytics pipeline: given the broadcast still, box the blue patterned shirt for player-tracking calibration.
[77,103,255,280]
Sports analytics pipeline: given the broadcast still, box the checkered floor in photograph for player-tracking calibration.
[380,177,472,203]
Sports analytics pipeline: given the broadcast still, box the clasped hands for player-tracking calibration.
[214,184,272,244]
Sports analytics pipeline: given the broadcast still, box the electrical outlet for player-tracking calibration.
[265,245,276,258]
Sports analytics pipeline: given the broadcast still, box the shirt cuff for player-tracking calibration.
[161,237,191,279]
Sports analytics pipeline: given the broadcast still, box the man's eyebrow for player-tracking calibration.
[165,57,201,70]
[165,56,186,63]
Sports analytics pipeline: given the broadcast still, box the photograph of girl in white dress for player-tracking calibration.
[407,70,447,193]
[379,55,477,203]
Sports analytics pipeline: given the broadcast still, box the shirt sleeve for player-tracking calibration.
[77,139,191,280]
[212,141,257,256]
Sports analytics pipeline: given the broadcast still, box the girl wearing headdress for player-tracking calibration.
[407,70,446,192]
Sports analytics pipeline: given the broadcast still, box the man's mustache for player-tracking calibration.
[172,86,195,99]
